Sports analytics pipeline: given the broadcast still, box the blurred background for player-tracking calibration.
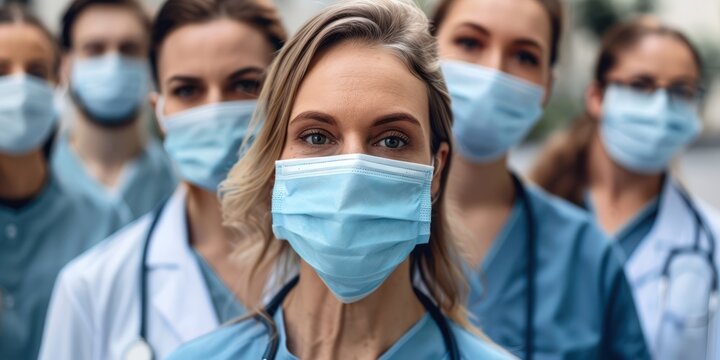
[6,0,720,207]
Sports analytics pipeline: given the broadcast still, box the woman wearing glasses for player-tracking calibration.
[531,18,720,359]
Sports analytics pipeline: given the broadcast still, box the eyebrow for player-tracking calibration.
[166,66,265,85]
[374,113,422,128]
[227,67,265,79]
[455,22,490,37]
[290,111,337,125]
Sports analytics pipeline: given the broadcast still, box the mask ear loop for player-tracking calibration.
[430,155,441,205]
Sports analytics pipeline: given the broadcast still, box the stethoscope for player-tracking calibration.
[655,182,718,355]
[123,200,169,360]
[255,275,461,360]
[511,173,537,360]
[120,177,535,360]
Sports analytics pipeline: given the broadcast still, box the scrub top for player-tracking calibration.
[167,306,511,360]
[606,198,660,259]
[192,251,246,324]
[0,174,122,360]
[467,184,650,359]
[52,134,177,224]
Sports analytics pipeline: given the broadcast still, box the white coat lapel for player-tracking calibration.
[146,187,219,343]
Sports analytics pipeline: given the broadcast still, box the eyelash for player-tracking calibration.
[298,129,334,145]
[378,131,410,146]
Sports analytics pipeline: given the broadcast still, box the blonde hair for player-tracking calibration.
[221,0,474,329]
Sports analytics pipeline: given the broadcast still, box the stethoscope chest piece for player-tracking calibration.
[124,339,154,360]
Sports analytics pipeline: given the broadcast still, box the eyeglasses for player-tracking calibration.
[606,79,705,103]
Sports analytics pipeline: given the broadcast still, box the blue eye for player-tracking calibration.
[302,132,331,145]
[233,80,262,96]
[378,136,407,149]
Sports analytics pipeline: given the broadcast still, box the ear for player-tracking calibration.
[149,92,165,134]
[431,141,450,197]
[585,81,605,120]
[60,54,72,87]
[542,71,555,106]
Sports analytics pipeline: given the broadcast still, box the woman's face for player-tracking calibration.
[587,35,701,119]
[435,0,553,88]
[281,42,448,191]
[0,23,56,83]
[155,19,273,116]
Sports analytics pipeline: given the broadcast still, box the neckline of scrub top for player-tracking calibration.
[613,198,660,258]
[191,249,246,324]
[274,308,439,359]
[0,173,60,220]
[478,196,523,274]
[54,132,147,203]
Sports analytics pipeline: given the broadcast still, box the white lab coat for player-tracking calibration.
[38,187,221,360]
[624,179,720,359]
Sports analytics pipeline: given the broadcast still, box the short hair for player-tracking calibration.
[60,0,151,51]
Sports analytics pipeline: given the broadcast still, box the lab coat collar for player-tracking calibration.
[145,186,220,342]
[625,178,697,284]
[145,186,188,267]
[646,178,696,250]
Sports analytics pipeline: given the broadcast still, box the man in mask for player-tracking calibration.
[53,0,176,223]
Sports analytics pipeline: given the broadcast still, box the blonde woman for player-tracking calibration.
[168,0,510,359]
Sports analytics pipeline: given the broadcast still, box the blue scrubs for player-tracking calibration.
[167,306,510,359]
[611,199,660,259]
[467,184,650,359]
[192,251,246,324]
[52,134,177,223]
[0,174,122,360]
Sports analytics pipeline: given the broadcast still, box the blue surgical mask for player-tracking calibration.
[0,75,57,155]
[158,98,257,192]
[272,154,433,303]
[71,54,149,124]
[441,60,545,163]
[600,85,702,174]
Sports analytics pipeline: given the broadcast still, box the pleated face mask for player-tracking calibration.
[441,60,545,163]
[600,85,702,174]
[271,154,433,303]
[0,75,57,155]
[157,98,257,192]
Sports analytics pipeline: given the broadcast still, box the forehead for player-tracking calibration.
[0,24,54,60]
[292,41,429,124]
[610,35,700,81]
[443,0,551,48]
[71,5,147,43]
[158,19,272,80]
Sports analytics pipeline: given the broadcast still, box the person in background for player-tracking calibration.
[431,0,650,358]
[531,18,720,359]
[39,1,286,359]
[168,0,511,358]
[0,4,121,359]
[52,0,177,224]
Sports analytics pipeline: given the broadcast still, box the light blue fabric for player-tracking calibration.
[191,250,246,324]
[272,154,433,303]
[70,54,150,123]
[441,60,544,163]
[466,184,650,359]
[600,85,702,175]
[0,174,122,360]
[158,100,256,192]
[167,306,510,359]
[51,134,177,225]
[0,75,57,155]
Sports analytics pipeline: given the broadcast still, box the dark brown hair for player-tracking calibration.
[150,0,287,86]
[593,19,703,87]
[60,0,151,51]
[0,3,60,74]
[530,18,704,205]
[431,0,564,66]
